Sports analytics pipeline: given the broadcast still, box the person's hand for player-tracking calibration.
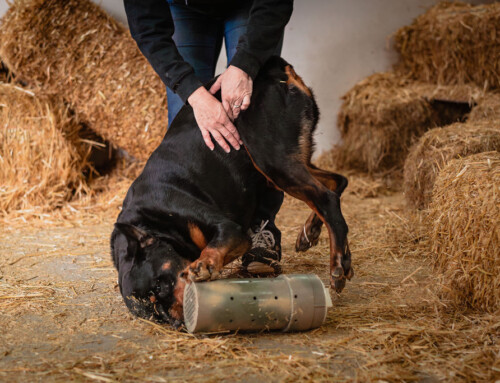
[187,87,242,153]
[209,65,252,120]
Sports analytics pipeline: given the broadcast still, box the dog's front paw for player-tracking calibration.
[182,259,220,282]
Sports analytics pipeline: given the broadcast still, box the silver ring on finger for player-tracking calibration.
[233,104,241,109]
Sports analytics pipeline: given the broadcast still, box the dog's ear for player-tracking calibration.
[114,223,156,248]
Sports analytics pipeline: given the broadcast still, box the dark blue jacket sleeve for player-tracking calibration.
[123,0,203,103]
[124,0,293,102]
[229,0,293,79]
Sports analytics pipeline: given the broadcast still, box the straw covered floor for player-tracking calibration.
[403,120,500,209]
[428,152,500,312]
[0,0,167,161]
[0,162,499,382]
[394,1,500,90]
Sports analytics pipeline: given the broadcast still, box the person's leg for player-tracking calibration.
[167,3,224,127]
[223,4,285,274]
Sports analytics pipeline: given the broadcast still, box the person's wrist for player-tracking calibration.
[187,86,209,107]
[228,65,249,78]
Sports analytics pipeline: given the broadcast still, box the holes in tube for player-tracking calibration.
[294,294,298,299]
[253,296,257,300]
[274,296,278,300]
[230,297,234,301]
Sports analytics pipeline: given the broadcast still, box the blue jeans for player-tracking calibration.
[166,1,283,126]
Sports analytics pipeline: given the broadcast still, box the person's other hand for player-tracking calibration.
[187,86,242,153]
[209,65,252,120]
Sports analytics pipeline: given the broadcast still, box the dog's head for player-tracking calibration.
[111,223,188,326]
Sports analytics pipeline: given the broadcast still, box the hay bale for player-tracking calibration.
[336,72,435,172]
[0,83,87,215]
[403,121,500,209]
[411,82,484,104]
[0,0,167,161]
[429,152,500,312]
[468,93,500,123]
[409,82,484,128]
[394,2,500,90]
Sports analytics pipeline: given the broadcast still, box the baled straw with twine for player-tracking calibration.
[0,0,168,161]
[429,151,500,312]
[336,72,435,173]
[403,121,500,209]
[0,83,87,216]
[468,92,500,123]
[394,1,500,90]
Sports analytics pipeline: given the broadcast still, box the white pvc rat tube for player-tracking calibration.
[183,274,332,333]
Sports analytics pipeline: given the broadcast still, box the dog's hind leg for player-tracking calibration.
[295,165,347,252]
[244,150,350,292]
[295,165,353,281]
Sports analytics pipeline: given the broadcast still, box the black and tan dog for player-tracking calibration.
[111,56,353,325]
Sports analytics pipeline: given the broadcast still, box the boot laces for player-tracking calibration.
[250,220,275,249]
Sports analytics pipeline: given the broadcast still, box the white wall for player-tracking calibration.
[275,0,491,153]
[0,0,492,154]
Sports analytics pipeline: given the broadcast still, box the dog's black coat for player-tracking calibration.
[111,57,350,324]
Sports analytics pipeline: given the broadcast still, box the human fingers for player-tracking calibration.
[209,77,222,95]
[208,126,231,153]
[240,93,251,111]
[200,127,215,151]
[217,123,240,151]
[222,99,234,121]
[221,116,241,146]
[232,102,242,119]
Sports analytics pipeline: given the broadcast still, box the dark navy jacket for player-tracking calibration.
[123,0,293,103]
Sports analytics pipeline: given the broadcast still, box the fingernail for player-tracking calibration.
[225,147,230,153]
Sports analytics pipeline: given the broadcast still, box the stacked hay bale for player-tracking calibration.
[335,72,435,172]
[412,83,484,105]
[468,93,500,123]
[394,2,500,312]
[333,74,483,173]
[0,0,167,161]
[429,152,499,311]
[412,83,483,127]
[332,1,498,174]
[394,2,500,90]
[0,84,87,215]
[403,121,500,209]
[401,2,500,209]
